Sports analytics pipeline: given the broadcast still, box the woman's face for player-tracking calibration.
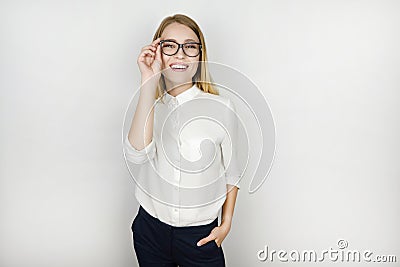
[160,22,201,87]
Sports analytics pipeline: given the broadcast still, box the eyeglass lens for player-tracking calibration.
[160,41,201,57]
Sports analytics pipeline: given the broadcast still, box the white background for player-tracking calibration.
[1,0,399,266]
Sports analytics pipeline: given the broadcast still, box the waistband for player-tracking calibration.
[138,205,218,233]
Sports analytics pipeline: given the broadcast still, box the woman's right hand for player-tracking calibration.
[137,37,162,83]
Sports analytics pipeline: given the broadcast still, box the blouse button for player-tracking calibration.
[170,98,178,107]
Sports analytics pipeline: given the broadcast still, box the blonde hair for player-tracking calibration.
[152,14,219,102]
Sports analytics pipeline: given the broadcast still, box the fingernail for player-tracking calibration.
[197,242,200,246]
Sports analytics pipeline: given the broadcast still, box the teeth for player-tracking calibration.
[171,64,187,69]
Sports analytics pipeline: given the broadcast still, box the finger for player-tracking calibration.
[141,45,156,52]
[142,47,156,53]
[151,37,162,46]
[150,48,161,68]
[154,44,162,61]
[141,49,155,57]
[138,54,153,65]
[138,54,153,64]
[197,235,215,246]
[197,237,214,247]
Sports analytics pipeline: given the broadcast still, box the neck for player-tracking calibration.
[165,80,194,97]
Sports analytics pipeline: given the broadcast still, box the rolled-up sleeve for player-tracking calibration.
[123,134,156,164]
[220,99,242,190]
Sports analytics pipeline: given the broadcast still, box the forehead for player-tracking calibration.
[161,22,199,42]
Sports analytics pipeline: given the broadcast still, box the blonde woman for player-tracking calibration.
[124,13,241,267]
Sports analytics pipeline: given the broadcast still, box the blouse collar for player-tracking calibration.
[163,83,202,105]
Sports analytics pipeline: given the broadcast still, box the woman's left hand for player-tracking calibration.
[196,223,231,248]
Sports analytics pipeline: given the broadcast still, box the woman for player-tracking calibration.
[124,13,241,267]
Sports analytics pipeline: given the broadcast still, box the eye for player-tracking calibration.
[184,43,198,49]
[162,42,177,48]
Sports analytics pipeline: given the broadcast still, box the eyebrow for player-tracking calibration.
[164,38,198,42]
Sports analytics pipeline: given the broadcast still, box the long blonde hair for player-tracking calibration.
[152,14,219,101]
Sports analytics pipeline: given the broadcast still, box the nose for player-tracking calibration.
[174,46,186,59]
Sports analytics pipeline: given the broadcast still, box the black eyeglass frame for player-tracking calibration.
[159,40,202,57]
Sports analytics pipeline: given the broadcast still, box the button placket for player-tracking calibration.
[173,100,179,129]
[172,167,181,222]
[170,98,181,223]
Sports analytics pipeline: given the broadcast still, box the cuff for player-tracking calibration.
[123,135,156,164]
[226,176,241,190]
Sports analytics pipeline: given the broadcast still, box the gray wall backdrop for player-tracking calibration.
[1,0,399,266]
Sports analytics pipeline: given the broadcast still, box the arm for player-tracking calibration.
[197,184,239,247]
[221,184,239,231]
[220,99,241,229]
[124,38,162,164]
[124,80,158,164]
[127,80,156,150]
[197,99,242,247]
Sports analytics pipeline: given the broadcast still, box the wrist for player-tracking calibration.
[220,218,232,230]
[139,81,158,95]
[140,79,158,89]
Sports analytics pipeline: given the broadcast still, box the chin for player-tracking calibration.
[164,76,194,87]
[163,70,197,87]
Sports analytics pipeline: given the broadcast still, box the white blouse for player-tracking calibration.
[123,83,242,227]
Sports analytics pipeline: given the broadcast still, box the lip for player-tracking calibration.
[169,62,189,72]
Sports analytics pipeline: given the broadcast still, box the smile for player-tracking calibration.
[169,63,189,72]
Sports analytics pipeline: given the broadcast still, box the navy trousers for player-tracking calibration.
[131,205,226,267]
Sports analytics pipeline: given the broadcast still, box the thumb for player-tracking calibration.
[153,44,162,68]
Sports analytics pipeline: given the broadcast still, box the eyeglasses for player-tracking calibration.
[159,40,202,57]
